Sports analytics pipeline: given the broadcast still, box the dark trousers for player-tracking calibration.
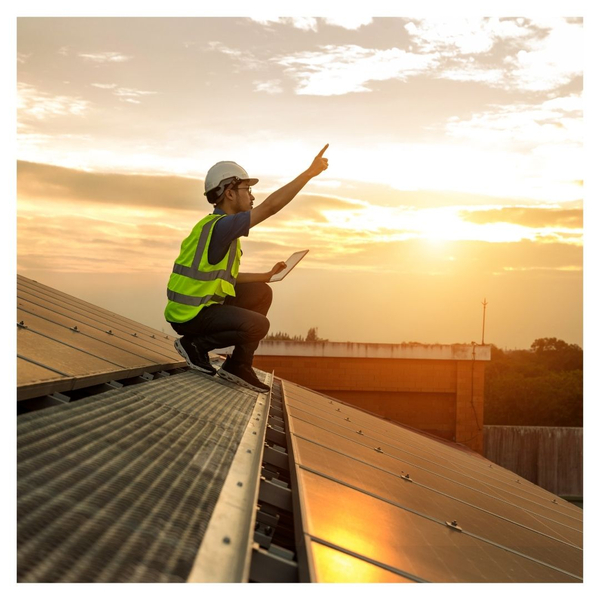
[169,282,272,366]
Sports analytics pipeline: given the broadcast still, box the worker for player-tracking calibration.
[165,144,329,392]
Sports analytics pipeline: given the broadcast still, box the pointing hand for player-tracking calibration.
[308,143,329,177]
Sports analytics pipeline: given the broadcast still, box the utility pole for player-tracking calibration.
[481,298,488,345]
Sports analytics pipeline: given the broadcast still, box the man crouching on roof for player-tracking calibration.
[164,145,329,393]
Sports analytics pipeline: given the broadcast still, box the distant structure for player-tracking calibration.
[254,341,490,454]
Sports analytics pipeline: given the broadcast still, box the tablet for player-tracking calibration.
[269,250,309,282]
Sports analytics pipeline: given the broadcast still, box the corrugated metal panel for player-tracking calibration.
[484,426,583,498]
[282,381,583,583]
[17,370,263,582]
[17,275,184,400]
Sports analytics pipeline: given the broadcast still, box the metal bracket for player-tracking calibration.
[445,520,463,532]
[401,474,413,482]
[47,391,71,404]
[270,405,284,419]
[266,424,286,447]
[258,477,293,511]
[268,414,285,427]
[256,506,280,529]
[250,544,298,583]
[263,444,289,470]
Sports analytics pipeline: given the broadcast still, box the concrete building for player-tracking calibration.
[254,341,490,454]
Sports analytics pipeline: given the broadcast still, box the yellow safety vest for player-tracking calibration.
[164,214,241,323]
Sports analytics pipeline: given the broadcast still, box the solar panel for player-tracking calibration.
[282,380,583,583]
[17,275,184,400]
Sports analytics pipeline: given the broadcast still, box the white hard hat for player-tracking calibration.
[204,161,259,197]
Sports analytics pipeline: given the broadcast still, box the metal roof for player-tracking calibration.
[16,275,584,583]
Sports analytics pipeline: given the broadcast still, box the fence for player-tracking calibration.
[483,426,583,499]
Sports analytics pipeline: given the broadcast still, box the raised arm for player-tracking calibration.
[249,144,329,228]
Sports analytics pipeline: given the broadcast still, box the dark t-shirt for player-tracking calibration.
[207,208,251,265]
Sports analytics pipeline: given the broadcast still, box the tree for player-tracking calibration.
[530,337,583,372]
[306,327,319,342]
[485,338,583,427]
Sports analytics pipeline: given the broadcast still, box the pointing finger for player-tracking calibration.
[317,143,329,158]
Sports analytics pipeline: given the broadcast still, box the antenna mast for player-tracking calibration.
[481,298,488,345]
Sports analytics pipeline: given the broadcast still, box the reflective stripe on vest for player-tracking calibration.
[166,289,227,307]
[164,214,241,322]
[171,233,237,285]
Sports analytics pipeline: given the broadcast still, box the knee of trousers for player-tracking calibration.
[258,282,273,307]
[249,314,270,339]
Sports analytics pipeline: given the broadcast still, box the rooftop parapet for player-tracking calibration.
[256,340,491,361]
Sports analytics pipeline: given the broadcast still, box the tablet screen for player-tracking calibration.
[269,250,309,282]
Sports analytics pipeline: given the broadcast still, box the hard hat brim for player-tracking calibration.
[203,177,259,196]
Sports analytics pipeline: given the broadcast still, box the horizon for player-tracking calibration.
[16,16,584,349]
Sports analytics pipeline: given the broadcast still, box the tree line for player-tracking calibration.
[485,337,583,427]
[265,327,328,343]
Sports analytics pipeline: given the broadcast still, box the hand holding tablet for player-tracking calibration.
[269,250,309,282]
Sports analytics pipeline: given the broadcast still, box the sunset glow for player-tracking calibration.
[16,15,584,348]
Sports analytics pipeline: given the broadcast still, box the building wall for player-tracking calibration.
[253,352,487,454]
[483,426,583,498]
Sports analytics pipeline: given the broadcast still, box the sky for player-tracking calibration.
[13,9,589,349]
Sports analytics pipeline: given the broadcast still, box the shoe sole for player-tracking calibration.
[217,368,270,393]
[174,339,216,375]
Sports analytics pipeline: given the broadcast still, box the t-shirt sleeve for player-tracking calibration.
[207,211,251,265]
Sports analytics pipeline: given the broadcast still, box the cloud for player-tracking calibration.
[251,17,318,32]
[251,17,373,31]
[253,80,283,95]
[275,44,438,95]
[78,52,133,63]
[17,161,203,211]
[323,17,373,30]
[91,83,158,103]
[405,17,533,55]
[504,18,583,91]
[444,94,582,149]
[405,17,582,92]
[225,18,581,97]
[18,83,90,123]
[91,83,118,90]
[460,206,583,229]
[206,41,265,71]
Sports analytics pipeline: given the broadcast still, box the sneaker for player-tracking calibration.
[174,337,217,375]
[218,359,270,393]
